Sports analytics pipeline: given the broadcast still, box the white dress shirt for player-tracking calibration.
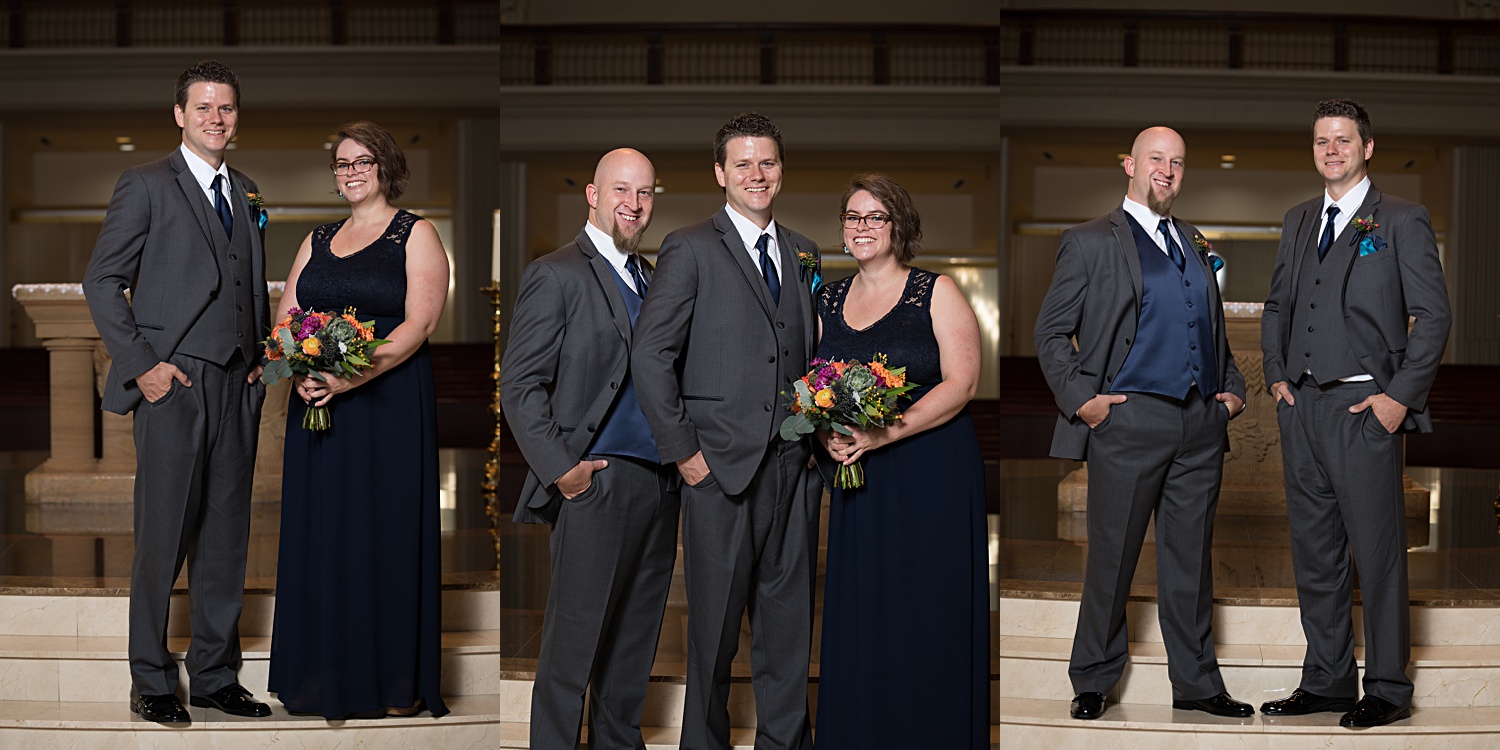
[583,220,642,295]
[722,203,781,279]
[1121,196,1184,257]
[179,143,232,216]
[1319,175,1372,245]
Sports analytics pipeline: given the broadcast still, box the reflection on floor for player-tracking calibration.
[999,459,1500,605]
[498,503,1003,677]
[0,449,499,592]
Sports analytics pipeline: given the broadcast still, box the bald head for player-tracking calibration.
[1125,126,1186,216]
[588,148,656,253]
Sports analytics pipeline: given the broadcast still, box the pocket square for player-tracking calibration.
[1358,235,1388,257]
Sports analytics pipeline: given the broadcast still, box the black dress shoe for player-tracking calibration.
[1261,688,1356,715]
[1340,695,1411,728]
[1173,692,1255,717]
[131,693,190,723]
[1070,692,1107,720]
[190,684,272,718]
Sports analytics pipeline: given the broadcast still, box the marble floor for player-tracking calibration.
[498,499,1004,677]
[0,449,500,593]
[998,459,1500,605]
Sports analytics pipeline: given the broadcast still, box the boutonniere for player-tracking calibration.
[1349,215,1385,256]
[245,192,269,230]
[797,249,823,294]
[1192,234,1224,273]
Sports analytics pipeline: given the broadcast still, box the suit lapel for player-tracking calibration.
[171,153,218,250]
[1108,208,1144,307]
[578,230,633,345]
[713,210,776,320]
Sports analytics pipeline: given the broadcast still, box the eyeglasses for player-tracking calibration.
[840,213,890,229]
[331,159,377,176]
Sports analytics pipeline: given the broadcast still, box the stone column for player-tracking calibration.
[1450,145,1500,364]
[455,115,504,342]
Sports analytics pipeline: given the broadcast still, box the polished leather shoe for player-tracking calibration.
[190,684,272,718]
[131,693,190,723]
[1261,688,1356,715]
[1340,695,1411,728]
[1070,692,1107,720]
[1173,692,1255,717]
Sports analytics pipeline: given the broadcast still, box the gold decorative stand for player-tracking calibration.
[482,282,503,561]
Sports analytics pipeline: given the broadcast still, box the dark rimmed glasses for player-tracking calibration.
[331,159,377,176]
[840,213,890,229]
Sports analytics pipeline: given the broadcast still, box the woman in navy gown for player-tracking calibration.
[814,174,987,747]
[268,121,451,719]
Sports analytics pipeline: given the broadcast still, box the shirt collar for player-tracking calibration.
[583,219,630,270]
[723,203,778,254]
[179,143,230,191]
[1122,196,1171,235]
[1323,175,1372,217]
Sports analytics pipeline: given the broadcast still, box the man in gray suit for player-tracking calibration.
[82,60,271,723]
[1259,99,1451,729]
[501,148,680,749]
[632,112,822,750]
[1035,126,1251,721]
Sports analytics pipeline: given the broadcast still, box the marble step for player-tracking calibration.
[498,666,1003,728]
[1001,634,1500,708]
[0,694,500,749]
[1000,595,1500,647]
[1000,696,1500,749]
[0,631,500,701]
[0,587,498,638]
[497,722,996,749]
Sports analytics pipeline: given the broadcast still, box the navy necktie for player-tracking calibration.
[624,254,647,298]
[1158,218,1185,273]
[1317,205,1339,262]
[212,174,233,240]
[756,233,780,305]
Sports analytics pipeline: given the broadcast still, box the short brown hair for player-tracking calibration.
[841,173,922,263]
[333,121,409,202]
[714,112,784,167]
[175,60,239,109]
[1314,98,1374,144]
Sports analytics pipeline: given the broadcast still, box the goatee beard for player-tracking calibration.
[613,224,643,254]
[1147,191,1174,216]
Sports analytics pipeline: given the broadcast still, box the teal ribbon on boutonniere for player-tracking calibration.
[246,192,268,230]
[1349,215,1386,256]
[1192,234,1224,273]
[797,249,822,294]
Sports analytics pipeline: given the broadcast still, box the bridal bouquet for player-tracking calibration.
[779,354,917,488]
[259,307,389,430]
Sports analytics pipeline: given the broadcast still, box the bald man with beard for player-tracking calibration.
[1035,127,1251,721]
[501,149,681,749]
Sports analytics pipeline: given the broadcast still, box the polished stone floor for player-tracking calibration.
[498,500,1003,676]
[0,449,499,593]
[999,459,1500,605]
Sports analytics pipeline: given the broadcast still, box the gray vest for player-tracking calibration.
[176,196,257,365]
[766,272,810,444]
[1286,228,1364,384]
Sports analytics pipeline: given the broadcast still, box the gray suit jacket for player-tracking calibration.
[1034,207,1247,460]
[632,208,819,496]
[1261,186,1451,433]
[83,149,268,415]
[500,230,649,524]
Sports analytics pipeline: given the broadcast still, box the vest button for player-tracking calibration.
[1311,302,1318,309]
[235,280,242,286]
[229,254,237,261]
[767,356,775,363]
[1308,326,1314,332]
[1192,365,1199,371]
[1315,279,1322,285]
[782,349,789,357]
[1184,280,1192,287]
[1305,352,1312,357]
[237,332,243,338]
[1190,344,1197,350]
[1188,322,1195,328]
[1187,301,1194,307]
[763,403,772,412]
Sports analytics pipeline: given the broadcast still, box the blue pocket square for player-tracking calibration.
[1358,235,1387,257]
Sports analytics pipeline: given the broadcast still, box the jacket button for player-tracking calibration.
[763,403,772,412]
[586,425,596,433]
[237,332,243,338]
[1308,326,1314,332]
[610,382,618,390]
[235,280,242,286]
[1305,352,1312,357]
[1105,375,1113,383]
[1124,338,1132,345]
[229,254,237,261]
[777,322,786,329]
[767,355,776,363]
[1311,302,1318,309]
[782,349,789,357]
[1315,279,1322,285]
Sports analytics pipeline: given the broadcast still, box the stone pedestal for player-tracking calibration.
[13,283,289,534]
[1057,302,1432,541]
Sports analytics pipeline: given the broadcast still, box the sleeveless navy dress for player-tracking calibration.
[813,268,986,748]
[268,210,449,719]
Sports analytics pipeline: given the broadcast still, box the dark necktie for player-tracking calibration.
[756,233,780,305]
[1158,218,1185,273]
[212,174,233,240]
[624,254,647,298]
[1318,205,1339,262]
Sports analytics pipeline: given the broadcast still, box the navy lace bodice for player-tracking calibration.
[816,267,943,397]
[295,209,419,318]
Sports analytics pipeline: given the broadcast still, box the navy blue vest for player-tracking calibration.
[587,265,660,463]
[1111,215,1218,400]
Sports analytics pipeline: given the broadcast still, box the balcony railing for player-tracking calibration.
[499,24,1000,86]
[0,0,499,48]
[999,10,1500,76]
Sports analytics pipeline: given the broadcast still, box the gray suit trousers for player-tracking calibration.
[680,440,819,750]
[1278,379,1412,707]
[530,456,680,750]
[129,352,263,697]
[1069,392,1230,700]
